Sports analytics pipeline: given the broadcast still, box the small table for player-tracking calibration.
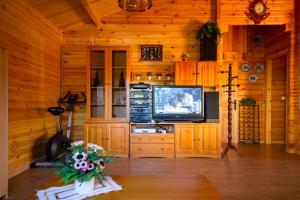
[34,175,223,200]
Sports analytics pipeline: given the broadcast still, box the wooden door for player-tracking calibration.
[175,62,197,85]
[107,123,129,157]
[271,56,286,143]
[175,124,195,156]
[194,125,202,154]
[85,123,107,149]
[0,46,7,198]
[197,61,218,87]
[201,125,220,155]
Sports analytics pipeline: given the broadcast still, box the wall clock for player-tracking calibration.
[245,0,270,24]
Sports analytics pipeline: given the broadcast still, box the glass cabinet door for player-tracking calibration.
[111,50,127,119]
[90,50,105,118]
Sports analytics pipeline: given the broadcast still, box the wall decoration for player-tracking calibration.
[255,63,264,73]
[141,45,162,61]
[245,0,270,24]
[248,74,258,83]
[240,63,250,72]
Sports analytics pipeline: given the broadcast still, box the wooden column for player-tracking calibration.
[296,0,300,154]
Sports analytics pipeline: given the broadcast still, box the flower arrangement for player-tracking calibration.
[56,141,115,184]
[146,72,153,80]
[155,72,162,80]
[239,97,256,106]
[181,52,190,61]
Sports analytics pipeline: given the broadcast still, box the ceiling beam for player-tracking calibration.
[80,0,103,28]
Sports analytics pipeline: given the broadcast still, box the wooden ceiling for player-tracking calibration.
[25,0,216,30]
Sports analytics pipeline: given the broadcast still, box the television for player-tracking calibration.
[152,85,204,121]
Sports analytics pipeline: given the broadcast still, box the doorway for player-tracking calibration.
[270,56,287,143]
[0,46,8,198]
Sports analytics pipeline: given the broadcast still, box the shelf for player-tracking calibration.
[112,104,126,106]
[91,87,104,89]
[91,67,104,70]
[131,132,175,135]
[112,87,126,90]
[112,66,126,69]
[91,104,104,106]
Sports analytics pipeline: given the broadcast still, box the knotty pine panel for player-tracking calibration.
[220,0,294,25]
[0,0,61,177]
[295,0,300,154]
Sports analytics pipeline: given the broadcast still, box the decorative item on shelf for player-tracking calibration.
[248,74,258,83]
[119,70,126,87]
[56,141,115,195]
[118,0,152,12]
[240,62,250,72]
[245,0,270,24]
[166,73,173,80]
[141,45,163,61]
[155,72,162,80]
[146,72,153,80]
[135,72,142,80]
[197,21,222,61]
[239,97,256,106]
[255,63,264,72]
[221,64,242,158]
[180,52,190,61]
[93,71,100,87]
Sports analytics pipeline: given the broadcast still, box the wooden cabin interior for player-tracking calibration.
[1,0,300,199]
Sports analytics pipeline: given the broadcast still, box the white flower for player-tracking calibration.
[87,163,95,171]
[72,152,88,162]
[88,143,103,151]
[71,140,84,146]
[80,161,87,169]
[74,162,81,170]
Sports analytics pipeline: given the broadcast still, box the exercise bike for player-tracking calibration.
[31,92,86,168]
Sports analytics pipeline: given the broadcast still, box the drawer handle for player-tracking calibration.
[138,148,142,151]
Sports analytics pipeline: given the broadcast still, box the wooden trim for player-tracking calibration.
[0,46,8,198]
[266,49,289,145]
[79,0,103,29]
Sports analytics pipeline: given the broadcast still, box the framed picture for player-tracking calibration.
[141,45,162,61]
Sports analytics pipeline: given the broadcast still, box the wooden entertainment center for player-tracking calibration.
[84,47,221,159]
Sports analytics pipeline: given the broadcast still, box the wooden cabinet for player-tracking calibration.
[175,61,218,87]
[175,123,221,158]
[130,134,175,158]
[87,46,129,121]
[85,123,129,157]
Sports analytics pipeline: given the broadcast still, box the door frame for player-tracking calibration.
[265,49,289,146]
[0,45,8,198]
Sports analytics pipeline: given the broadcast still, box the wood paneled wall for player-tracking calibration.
[296,0,300,154]
[219,0,294,25]
[62,24,204,139]
[0,0,61,177]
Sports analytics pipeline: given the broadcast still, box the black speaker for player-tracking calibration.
[204,91,219,122]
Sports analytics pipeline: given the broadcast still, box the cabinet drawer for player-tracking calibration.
[130,134,174,144]
[130,144,174,155]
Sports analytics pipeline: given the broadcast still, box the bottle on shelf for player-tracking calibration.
[119,70,125,87]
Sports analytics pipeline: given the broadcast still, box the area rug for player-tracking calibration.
[36,176,122,200]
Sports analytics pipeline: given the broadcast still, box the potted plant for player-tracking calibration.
[197,21,222,61]
[56,141,115,195]
[165,73,173,80]
[135,72,142,80]
[155,72,162,80]
[180,52,190,61]
[239,97,256,106]
[146,72,153,80]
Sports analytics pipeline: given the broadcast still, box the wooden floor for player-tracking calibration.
[9,144,300,200]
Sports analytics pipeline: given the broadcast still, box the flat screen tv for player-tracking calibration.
[152,85,204,121]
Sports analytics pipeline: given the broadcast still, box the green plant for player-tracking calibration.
[155,72,162,77]
[146,72,153,77]
[239,97,256,106]
[56,141,115,184]
[197,21,223,44]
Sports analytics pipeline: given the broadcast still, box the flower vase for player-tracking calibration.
[74,177,95,195]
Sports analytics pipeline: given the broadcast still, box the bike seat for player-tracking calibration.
[48,107,65,116]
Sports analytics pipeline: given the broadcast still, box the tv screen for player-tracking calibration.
[152,85,204,121]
